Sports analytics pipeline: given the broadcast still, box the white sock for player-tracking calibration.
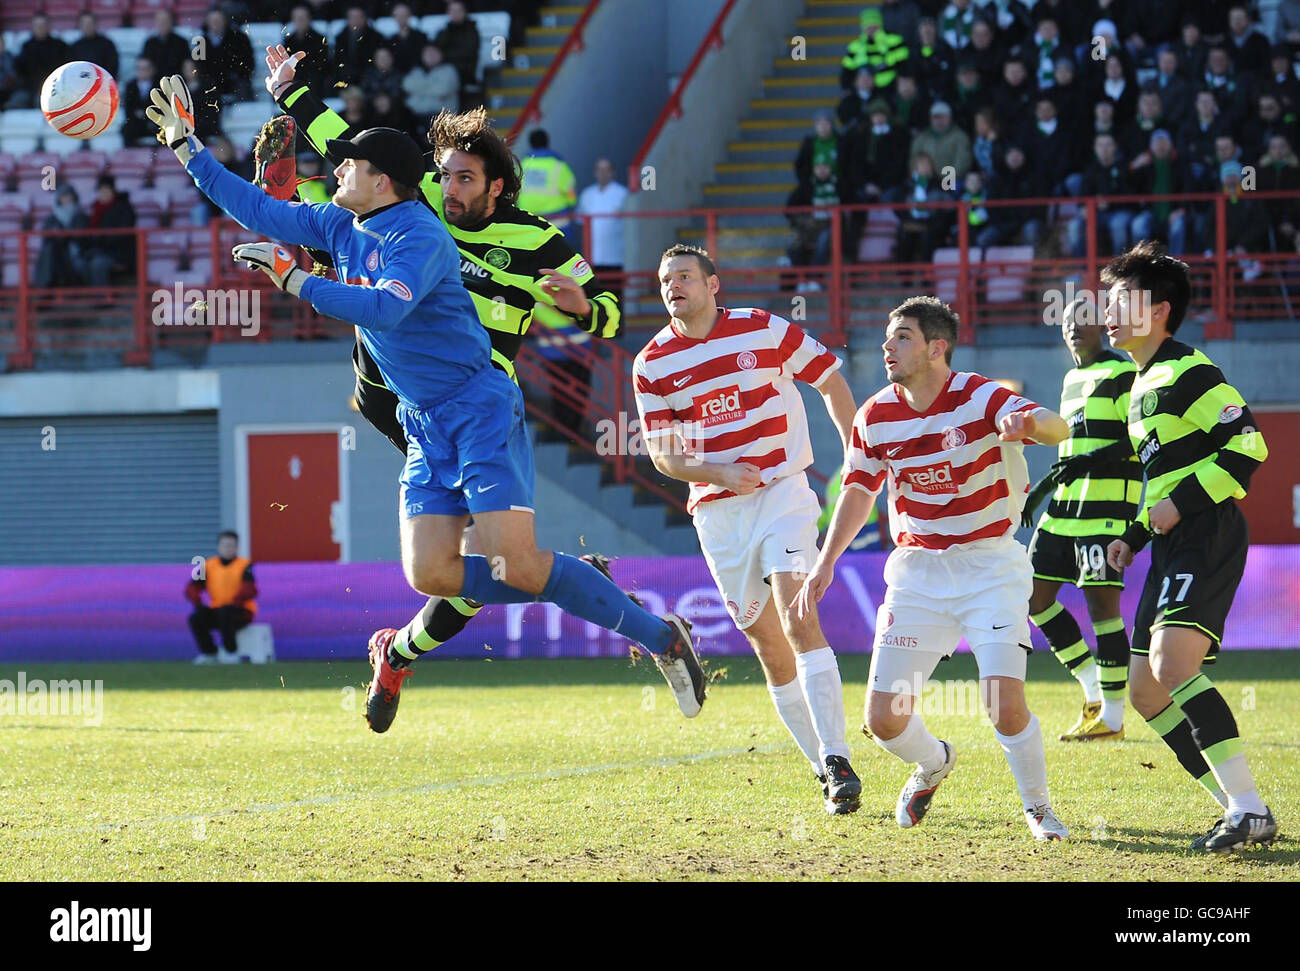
[995,713,1050,809]
[794,647,850,761]
[1077,662,1102,704]
[767,678,822,775]
[1215,753,1268,817]
[874,713,945,772]
[1100,697,1124,732]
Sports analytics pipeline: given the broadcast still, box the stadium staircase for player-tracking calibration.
[488,3,588,133]
[681,0,851,270]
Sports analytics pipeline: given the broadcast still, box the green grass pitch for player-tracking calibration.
[3,651,1296,881]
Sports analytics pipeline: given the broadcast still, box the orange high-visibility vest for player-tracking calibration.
[205,556,257,615]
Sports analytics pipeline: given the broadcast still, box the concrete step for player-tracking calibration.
[539,5,585,28]
[761,75,842,95]
[749,96,839,121]
[738,118,820,137]
[508,46,558,71]
[713,164,796,187]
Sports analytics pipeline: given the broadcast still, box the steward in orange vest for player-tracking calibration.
[185,530,259,663]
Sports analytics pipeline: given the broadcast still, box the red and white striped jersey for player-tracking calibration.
[633,307,841,512]
[844,371,1042,550]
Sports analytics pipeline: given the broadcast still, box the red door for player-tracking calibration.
[1238,410,1300,545]
[246,431,343,561]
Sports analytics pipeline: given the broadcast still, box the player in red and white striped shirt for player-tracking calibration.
[634,244,864,814]
[795,296,1074,840]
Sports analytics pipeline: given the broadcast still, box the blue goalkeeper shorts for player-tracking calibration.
[397,367,536,519]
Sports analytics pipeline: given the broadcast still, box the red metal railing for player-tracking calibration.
[508,0,603,139]
[6,191,1300,370]
[627,0,739,192]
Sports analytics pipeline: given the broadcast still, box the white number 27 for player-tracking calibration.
[1157,573,1194,608]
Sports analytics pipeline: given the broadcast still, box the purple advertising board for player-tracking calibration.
[1,548,1297,662]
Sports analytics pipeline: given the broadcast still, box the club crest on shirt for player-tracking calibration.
[1142,390,1159,416]
[941,426,966,449]
[485,247,511,270]
[736,350,758,370]
[1218,403,1242,424]
[366,249,379,272]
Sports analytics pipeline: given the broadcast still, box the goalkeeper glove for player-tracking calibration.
[145,75,203,165]
[232,242,308,297]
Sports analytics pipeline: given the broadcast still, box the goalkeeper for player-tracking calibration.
[146,76,705,733]
[1023,295,1141,742]
[251,46,631,728]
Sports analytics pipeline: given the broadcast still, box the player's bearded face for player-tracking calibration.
[440,152,494,226]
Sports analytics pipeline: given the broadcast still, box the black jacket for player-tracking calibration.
[142,31,191,79]
[71,34,119,79]
[16,34,70,97]
[433,20,480,85]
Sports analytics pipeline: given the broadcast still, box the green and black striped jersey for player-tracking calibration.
[275,83,621,386]
[1039,350,1142,537]
[1121,338,1269,548]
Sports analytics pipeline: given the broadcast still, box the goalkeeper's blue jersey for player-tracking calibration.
[187,148,490,408]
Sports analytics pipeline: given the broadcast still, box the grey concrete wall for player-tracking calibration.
[517,0,728,200]
[622,0,803,272]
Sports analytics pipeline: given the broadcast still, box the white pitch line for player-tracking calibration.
[16,743,786,839]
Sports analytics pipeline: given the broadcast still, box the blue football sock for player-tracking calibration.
[459,552,673,653]
[459,555,540,604]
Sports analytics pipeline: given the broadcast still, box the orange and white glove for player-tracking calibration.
[145,74,202,165]
[232,242,308,296]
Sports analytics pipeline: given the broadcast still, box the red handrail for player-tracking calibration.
[627,0,738,192]
[508,0,603,140]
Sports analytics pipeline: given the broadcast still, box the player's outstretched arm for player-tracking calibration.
[292,238,434,332]
[998,407,1069,446]
[816,370,857,449]
[147,75,341,253]
[266,45,353,165]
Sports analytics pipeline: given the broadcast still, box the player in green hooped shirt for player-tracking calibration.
[1025,296,1141,743]
[1102,241,1275,854]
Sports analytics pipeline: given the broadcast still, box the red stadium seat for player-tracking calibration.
[44,0,86,31]
[146,256,182,286]
[61,151,108,176]
[90,0,131,25]
[104,147,158,182]
[130,187,170,227]
[932,247,980,306]
[0,193,33,221]
[982,246,1033,304]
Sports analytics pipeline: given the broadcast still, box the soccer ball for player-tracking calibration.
[40,61,119,139]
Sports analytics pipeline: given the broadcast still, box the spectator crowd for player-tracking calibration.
[787,0,1300,269]
[1,2,537,150]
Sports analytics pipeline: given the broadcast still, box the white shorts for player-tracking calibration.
[692,472,821,630]
[870,538,1033,687]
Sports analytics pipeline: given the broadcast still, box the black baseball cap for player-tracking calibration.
[326,127,427,190]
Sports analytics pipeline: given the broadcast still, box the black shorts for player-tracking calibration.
[1131,501,1249,664]
[353,369,407,454]
[1029,527,1125,587]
